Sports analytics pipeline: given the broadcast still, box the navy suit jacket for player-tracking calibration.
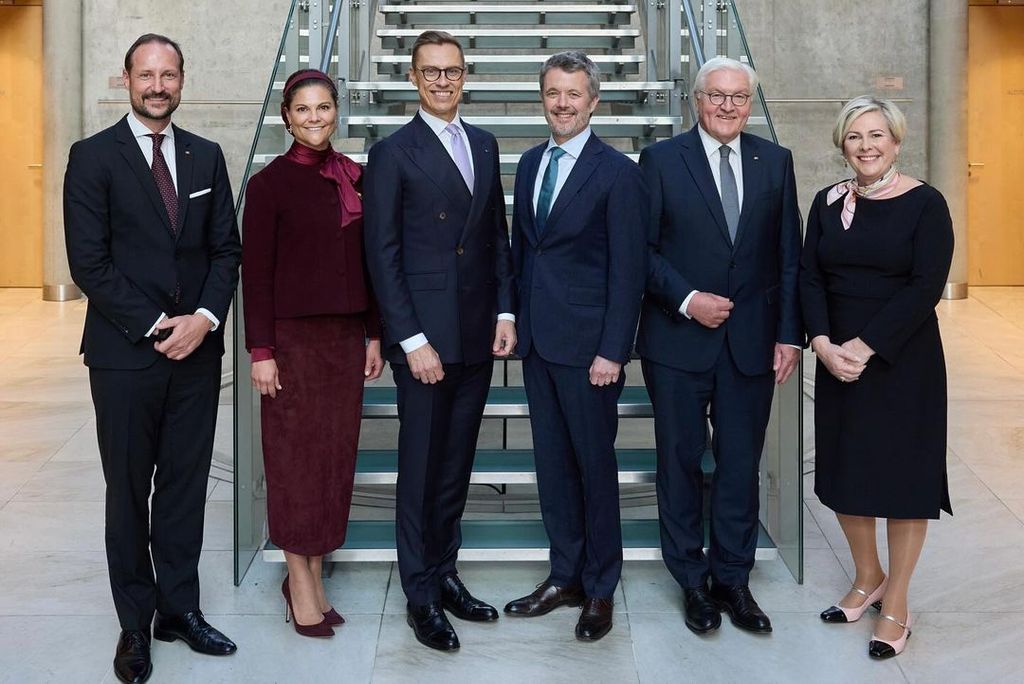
[363,113,514,365]
[636,126,802,375]
[63,115,241,370]
[511,133,647,367]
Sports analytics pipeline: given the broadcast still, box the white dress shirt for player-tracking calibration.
[679,125,744,319]
[532,127,592,212]
[399,109,513,355]
[127,112,219,334]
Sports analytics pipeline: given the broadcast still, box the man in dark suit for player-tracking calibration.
[637,57,802,636]
[363,30,516,652]
[503,51,647,642]
[63,34,240,683]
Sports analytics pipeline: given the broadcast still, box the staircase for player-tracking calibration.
[233,0,801,580]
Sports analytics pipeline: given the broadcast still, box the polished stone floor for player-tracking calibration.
[1,287,1022,683]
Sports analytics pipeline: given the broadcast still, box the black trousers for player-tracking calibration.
[393,359,493,606]
[642,344,774,588]
[89,355,221,630]
[523,351,623,599]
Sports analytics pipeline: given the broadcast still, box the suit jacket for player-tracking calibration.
[636,125,802,375]
[511,133,647,367]
[63,115,241,370]
[363,113,514,365]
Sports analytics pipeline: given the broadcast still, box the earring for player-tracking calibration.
[286,124,293,134]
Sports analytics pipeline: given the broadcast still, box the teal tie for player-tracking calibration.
[535,147,566,235]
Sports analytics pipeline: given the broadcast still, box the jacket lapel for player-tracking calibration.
[459,121,493,246]
[541,133,603,240]
[678,126,732,248]
[401,113,472,210]
[173,125,193,242]
[115,116,174,236]
[518,144,543,246]
[732,132,763,252]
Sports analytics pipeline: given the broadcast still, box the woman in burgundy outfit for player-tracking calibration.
[242,69,383,637]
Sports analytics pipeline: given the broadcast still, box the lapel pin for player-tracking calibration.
[185,150,191,156]
[753,155,759,161]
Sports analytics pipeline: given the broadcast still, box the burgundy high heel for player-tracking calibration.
[323,607,345,626]
[282,575,334,638]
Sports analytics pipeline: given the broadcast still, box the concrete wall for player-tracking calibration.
[81,0,290,192]
[739,0,931,214]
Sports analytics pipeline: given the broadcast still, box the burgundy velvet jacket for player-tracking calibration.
[242,154,381,356]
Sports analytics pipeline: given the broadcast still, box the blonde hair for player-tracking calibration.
[832,96,907,148]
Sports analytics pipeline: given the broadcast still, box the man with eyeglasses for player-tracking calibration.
[364,29,516,652]
[637,56,803,636]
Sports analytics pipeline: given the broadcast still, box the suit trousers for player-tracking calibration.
[89,354,221,630]
[642,343,774,588]
[393,359,493,605]
[523,351,624,599]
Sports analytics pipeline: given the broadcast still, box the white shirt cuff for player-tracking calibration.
[497,313,516,322]
[783,343,801,349]
[196,308,219,331]
[145,312,168,337]
[679,290,699,319]
[400,333,428,354]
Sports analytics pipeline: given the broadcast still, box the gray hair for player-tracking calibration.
[832,96,907,148]
[539,51,601,99]
[692,56,758,98]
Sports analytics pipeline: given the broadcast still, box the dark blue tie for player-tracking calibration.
[535,147,566,235]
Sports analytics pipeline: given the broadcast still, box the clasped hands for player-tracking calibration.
[153,313,213,361]
[811,334,874,383]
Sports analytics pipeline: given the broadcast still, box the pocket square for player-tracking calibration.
[188,187,212,199]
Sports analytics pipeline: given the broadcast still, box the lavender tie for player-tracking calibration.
[445,123,474,194]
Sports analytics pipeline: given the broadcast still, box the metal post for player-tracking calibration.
[701,0,716,60]
[308,0,324,74]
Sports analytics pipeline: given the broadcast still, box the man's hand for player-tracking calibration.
[406,343,444,384]
[251,359,281,398]
[773,344,800,385]
[154,313,213,361]
[687,292,734,328]
[589,355,622,387]
[364,339,384,381]
[492,320,517,357]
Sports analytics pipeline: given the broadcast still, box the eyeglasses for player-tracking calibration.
[417,66,466,82]
[699,91,751,107]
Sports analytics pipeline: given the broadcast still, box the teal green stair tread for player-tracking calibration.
[355,448,715,475]
[363,385,652,417]
[264,519,773,552]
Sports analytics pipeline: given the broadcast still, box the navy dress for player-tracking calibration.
[800,183,953,520]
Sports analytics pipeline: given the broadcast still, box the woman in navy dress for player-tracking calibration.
[242,69,383,637]
[800,97,953,659]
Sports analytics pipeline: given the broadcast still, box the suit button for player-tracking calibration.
[536,249,543,256]
[456,246,464,255]
[729,261,737,269]
[439,212,447,220]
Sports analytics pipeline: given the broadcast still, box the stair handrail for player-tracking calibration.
[320,0,346,72]
[724,0,778,143]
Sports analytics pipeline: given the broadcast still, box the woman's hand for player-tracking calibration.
[364,339,384,381]
[251,359,282,398]
[810,335,867,383]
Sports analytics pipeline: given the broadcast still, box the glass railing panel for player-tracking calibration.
[232,0,302,586]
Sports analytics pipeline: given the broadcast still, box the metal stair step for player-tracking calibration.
[267,114,686,137]
[362,385,652,418]
[353,448,714,485]
[380,4,635,26]
[263,519,777,562]
[371,53,644,76]
[379,27,639,49]
[340,80,671,103]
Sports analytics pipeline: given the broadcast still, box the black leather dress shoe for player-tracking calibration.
[575,597,613,641]
[440,574,499,622]
[709,584,772,634]
[113,629,152,684]
[504,581,586,617]
[407,602,460,652]
[683,587,722,634]
[153,610,237,655]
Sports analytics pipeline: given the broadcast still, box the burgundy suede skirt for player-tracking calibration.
[261,314,366,555]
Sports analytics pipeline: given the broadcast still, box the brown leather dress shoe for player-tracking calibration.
[575,597,613,641]
[504,581,586,617]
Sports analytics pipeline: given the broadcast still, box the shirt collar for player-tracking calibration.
[127,111,173,141]
[545,126,592,160]
[697,124,739,160]
[418,107,464,137]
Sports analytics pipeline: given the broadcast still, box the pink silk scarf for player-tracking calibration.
[826,165,901,230]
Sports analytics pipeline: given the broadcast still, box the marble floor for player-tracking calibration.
[1,287,1023,683]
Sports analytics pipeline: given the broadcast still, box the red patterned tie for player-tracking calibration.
[147,133,178,234]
